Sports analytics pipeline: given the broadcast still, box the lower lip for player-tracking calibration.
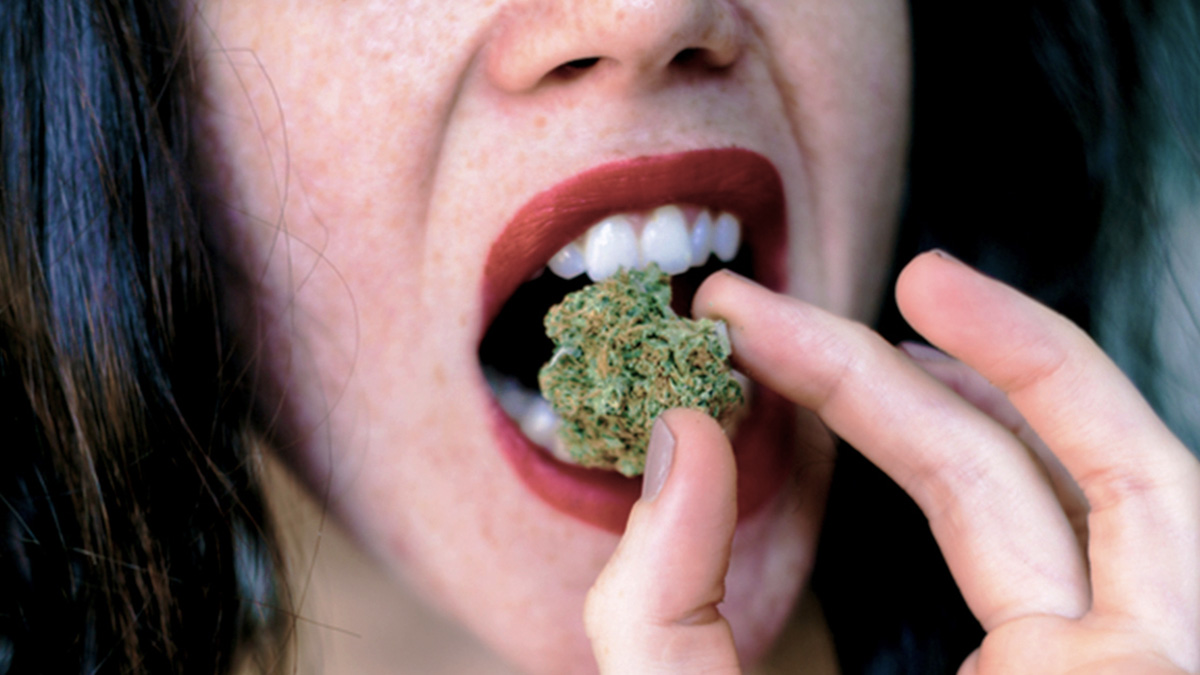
[489,384,794,533]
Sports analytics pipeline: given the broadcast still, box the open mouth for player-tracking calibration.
[479,149,794,533]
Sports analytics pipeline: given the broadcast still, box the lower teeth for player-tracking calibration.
[486,365,753,469]
[482,245,757,470]
[485,368,576,464]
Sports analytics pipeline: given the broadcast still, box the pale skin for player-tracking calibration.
[189,0,1199,671]
[195,0,903,671]
[586,255,1200,673]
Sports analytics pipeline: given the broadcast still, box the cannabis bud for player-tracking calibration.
[538,265,745,477]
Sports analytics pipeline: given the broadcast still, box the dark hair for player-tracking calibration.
[1079,0,1200,453]
[813,0,1200,673]
[3,0,1194,674]
[0,1,285,672]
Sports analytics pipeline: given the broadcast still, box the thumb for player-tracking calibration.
[585,408,742,674]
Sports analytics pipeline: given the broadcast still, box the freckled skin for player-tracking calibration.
[192,0,910,672]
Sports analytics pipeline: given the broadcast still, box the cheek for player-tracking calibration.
[191,0,466,483]
[192,0,489,265]
[758,0,911,318]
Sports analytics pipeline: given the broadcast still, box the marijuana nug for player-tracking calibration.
[538,265,745,477]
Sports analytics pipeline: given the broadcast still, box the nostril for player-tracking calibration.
[670,46,737,72]
[670,48,702,66]
[550,57,601,80]
[564,57,600,70]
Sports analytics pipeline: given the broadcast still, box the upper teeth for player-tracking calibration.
[546,205,743,281]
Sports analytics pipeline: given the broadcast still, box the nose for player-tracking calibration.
[486,0,746,93]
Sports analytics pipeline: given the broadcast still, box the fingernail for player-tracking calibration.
[717,268,763,288]
[641,417,675,502]
[898,341,952,362]
[930,248,964,265]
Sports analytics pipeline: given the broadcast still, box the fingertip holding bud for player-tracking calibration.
[642,417,675,501]
[714,267,759,286]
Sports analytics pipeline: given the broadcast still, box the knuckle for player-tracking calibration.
[994,327,1075,396]
[918,448,1002,528]
[811,321,889,409]
[1077,452,1197,523]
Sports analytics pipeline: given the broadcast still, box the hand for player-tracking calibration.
[584,252,1200,673]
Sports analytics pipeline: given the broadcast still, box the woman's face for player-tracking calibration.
[193,0,910,671]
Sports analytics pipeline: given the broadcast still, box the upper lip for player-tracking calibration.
[479,147,787,331]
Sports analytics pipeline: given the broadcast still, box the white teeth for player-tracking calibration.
[712,212,741,262]
[585,215,639,281]
[519,397,564,456]
[689,210,713,268]
[721,368,753,435]
[731,368,751,400]
[486,369,578,465]
[486,366,754,469]
[639,206,692,275]
[488,368,533,418]
[547,241,586,279]
[546,205,744,280]
[713,320,731,355]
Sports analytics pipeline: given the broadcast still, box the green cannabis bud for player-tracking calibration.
[538,265,745,477]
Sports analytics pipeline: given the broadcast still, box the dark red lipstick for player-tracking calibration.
[481,148,792,533]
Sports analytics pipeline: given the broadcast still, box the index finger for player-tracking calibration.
[693,270,1091,629]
